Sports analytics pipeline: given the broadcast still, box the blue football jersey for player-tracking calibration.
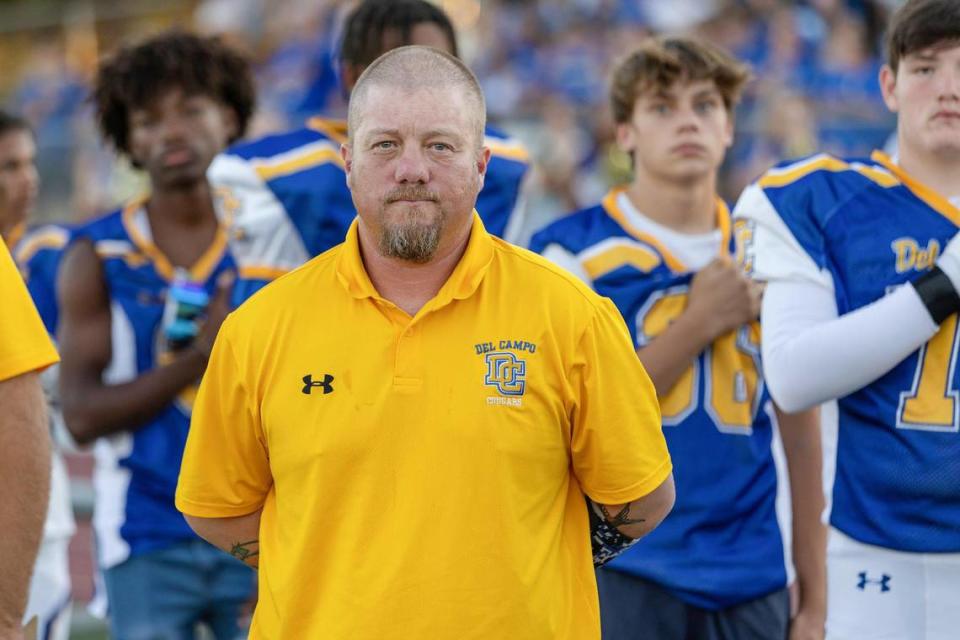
[735,151,960,553]
[73,202,238,569]
[531,189,785,609]
[10,223,77,542]
[9,223,71,335]
[209,117,530,303]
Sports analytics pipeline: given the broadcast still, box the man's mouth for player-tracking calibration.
[932,110,960,122]
[386,189,438,203]
[160,148,195,167]
[671,143,707,155]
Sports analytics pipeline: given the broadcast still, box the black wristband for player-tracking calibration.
[913,266,960,325]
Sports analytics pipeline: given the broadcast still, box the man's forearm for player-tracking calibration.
[637,313,714,396]
[62,347,207,444]
[0,372,51,632]
[762,281,937,412]
[184,510,262,569]
[776,406,827,628]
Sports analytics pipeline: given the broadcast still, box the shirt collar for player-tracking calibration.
[335,211,495,308]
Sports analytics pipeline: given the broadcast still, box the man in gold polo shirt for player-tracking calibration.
[0,239,56,639]
[176,46,674,639]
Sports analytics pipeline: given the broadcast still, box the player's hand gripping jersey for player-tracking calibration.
[209,118,529,302]
[734,151,960,552]
[530,189,785,609]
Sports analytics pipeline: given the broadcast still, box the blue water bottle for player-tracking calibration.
[162,269,210,350]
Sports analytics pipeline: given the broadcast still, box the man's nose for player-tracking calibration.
[939,67,960,102]
[23,163,39,193]
[676,104,701,133]
[394,144,429,183]
[159,113,190,143]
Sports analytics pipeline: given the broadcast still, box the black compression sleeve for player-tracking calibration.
[587,497,639,567]
[912,266,960,325]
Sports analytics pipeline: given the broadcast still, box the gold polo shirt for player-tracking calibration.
[0,238,58,381]
[176,213,670,639]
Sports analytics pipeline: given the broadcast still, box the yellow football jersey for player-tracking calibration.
[177,214,670,639]
[0,238,58,381]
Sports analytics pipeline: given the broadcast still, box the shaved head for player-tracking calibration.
[348,45,486,148]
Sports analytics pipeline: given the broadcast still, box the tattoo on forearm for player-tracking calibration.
[600,504,646,528]
[230,539,259,563]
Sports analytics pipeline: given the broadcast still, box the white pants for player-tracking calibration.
[23,535,71,640]
[826,528,960,640]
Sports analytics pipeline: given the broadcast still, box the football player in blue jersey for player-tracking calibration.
[56,33,256,639]
[0,110,75,640]
[733,1,960,638]
[531,36,827,640]
[210,0,530,304]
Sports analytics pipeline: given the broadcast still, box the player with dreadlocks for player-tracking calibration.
[57,31,256,639]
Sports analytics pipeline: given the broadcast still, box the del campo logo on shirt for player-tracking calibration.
[474,339,536,407]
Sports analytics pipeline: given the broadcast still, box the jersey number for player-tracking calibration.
[897,314,960,432]
[636,287,762,434]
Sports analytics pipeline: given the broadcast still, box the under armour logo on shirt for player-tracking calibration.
[857,571,891,592]
[302,374,334,395]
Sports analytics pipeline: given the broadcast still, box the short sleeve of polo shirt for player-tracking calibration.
[176,315,272,517]
[0,239,58,381]
[569,295,671,505]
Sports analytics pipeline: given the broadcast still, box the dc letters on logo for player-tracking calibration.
[485,352,526,396]
[474,339,536,408]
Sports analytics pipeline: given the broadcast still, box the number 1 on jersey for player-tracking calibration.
[897,314,960,432]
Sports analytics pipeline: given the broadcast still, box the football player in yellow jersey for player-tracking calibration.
[177,46,674,640]
[0,239,56,640]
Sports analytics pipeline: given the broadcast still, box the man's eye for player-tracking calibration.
[430,143,452,152]
[375,141,396,150]
[695,100,717,114]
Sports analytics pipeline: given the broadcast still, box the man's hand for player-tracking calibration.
[193,272,234,358]
[789,606,825,640]
[687,257,763,341]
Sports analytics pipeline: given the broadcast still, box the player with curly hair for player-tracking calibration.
[57,31,256,639]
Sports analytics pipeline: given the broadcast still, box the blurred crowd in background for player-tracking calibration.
[0,1,911,635]
[1,0,900,241]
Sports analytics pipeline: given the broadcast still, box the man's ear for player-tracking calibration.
[880,64,899,113]
[340,143,352,178]
[476,146,491,191]
[616,122,637,154]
